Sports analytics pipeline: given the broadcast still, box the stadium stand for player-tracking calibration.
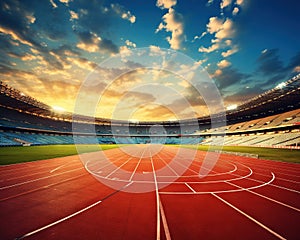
[0,74,299,147]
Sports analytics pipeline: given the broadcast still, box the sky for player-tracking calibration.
[0,0,299,121]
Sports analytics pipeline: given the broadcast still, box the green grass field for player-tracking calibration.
[180,145,300,163]
[0,144,299,165]
[0,144,120,165]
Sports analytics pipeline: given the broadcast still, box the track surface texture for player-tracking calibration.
[0,144,299,240]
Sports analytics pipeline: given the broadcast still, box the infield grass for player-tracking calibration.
[180,145,300,163]
[0,144,120,165]
[0,144,299,165]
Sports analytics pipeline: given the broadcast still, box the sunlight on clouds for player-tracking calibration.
[232,7,239,15]
[294,66,300,73]
[110,3,136,23]
[220,0,232,10]
[156,0,177,9]
[156,5,184,50]
[221,45,238,57]
[69,10,79,20]
[217,59,231,68]
[0,26,33,47]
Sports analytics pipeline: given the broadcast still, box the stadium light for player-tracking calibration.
[275,82,286,89]
[226,104,238,111]
[129,119,139,123]
[52,106,66,113]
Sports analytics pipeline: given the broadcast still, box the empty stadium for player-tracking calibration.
[1,73,300,239]
[1,1,300,240]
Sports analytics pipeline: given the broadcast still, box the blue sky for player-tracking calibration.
[0,0,299,120]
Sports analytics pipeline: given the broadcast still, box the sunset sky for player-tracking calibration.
[0,0,299,121]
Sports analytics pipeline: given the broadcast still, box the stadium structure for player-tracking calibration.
[1,74,300,240]
[0,74,299,148]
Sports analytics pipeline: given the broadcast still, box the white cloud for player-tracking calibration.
[199,17,237,54]
[49,0,57,8]
[125,40,136,48]
[293,66,300,73]
[199,42,219,53]
[221,45,239,57]
[59,0,71,5]
[207,0,215,6]
[215,18,235,39]
[69,10,79,20]
[217,59,231,68]
[156,0,177,9]
[220,0,232,9]
[206,17,224,34]
[111,3,136,23]
[156,8,184,50]
[232,7,239,15]
[193,32,207,42]
[236,0,244,6]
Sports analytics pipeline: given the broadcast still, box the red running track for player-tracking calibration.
[0,145,299,240]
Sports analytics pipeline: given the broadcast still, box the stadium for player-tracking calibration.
[1,0,300,240]
[1,73,300,239]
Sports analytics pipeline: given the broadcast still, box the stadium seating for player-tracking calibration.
[0,75,299,148]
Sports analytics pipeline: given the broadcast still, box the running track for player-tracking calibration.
[0,145,299,239]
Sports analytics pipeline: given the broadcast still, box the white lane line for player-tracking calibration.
[16,182,132,239]
[128,149,146,181]
[159,173,275,195]
[150,148,161,240]
[269,183,300,194]
[16,200,103,239]
[1,161,79,182]
[105,157,133,178]
[159,199,172,240]
[0,173,87,202]
[225,181,300,212]
[211,193,287,240]
[155,153,179,176]
[49,161,76,173]
[226,161,300,194]
[0,167,83,190]
[185,183,196,193]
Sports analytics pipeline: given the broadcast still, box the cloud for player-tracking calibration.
[199,42,219,53]
[125,40,136,48]
[232,7,239,15]
[110,3,136,23]
[156,8,185,50]
[220,0,232,10]
[236,0,244,6]
[294,66,300,72]
[215,18,235,39]
[76,31,119,54]
[206,17,224,34]
[69,10,79,20]
[217,59,231,68]
[156,0,177,9]
[257,49,284,75]
[199,17,236,55]
[211,66,250,90]
[221,45,238,57]
[286,52,300,73]
[49,0,58,8]
[207,0,215,6]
